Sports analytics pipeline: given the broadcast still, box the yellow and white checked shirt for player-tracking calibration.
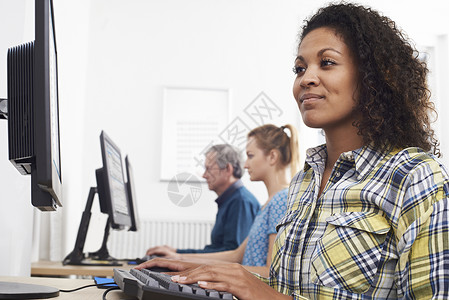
[268,145,449,299]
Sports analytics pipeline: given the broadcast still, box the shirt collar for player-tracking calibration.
[304,144,327,173]
[215,179,243,207]
[304,144,395,180]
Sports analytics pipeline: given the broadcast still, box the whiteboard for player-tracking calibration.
[160,87,230,181]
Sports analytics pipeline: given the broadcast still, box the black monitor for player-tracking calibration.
[125,155,139,232]
[63,131,138,266]
[1,0,62,298]
[97,131,132,229]
[7,0,62,211]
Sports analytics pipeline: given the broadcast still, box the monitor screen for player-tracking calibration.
[7,0,62,211]
[125,155,139,232]
[98,131,132,229]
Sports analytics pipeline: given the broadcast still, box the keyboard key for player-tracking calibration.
[129,268,159,288]
[130,269,153,285]
[220,291,234,299]
[179,284,194,294]
[191,284,207,296]
[147,271,179,291]
[206,289,220,298]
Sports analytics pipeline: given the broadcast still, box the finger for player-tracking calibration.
[164,271,182,275]
[136,258,190,272]
[174,264,271,299]
[171,264,227,283]
[197,280,231,292]
[197,277,278,300]
[146,247,159,255]
[173,264,249,291]
[136,258,172,270]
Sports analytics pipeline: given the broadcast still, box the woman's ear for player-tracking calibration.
[268,149,280,166]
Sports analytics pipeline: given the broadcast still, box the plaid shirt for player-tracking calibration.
[267,145,449,299]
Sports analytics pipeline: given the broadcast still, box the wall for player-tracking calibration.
[63,0,307,255]
[0,0,448,275]
[0,0,35,276]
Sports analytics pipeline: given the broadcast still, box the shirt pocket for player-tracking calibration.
[311,211,390,294]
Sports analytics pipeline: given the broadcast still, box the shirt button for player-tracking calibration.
[335,172,341,177]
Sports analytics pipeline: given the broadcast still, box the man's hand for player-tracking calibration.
[145,245,180,259]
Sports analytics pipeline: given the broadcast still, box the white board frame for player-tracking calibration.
[160,87,231,181]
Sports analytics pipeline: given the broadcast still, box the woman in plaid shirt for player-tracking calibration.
[139,3,449,299]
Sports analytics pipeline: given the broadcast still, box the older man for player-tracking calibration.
[146,144,260,256]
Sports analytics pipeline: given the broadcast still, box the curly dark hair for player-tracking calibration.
[300,2,440,156]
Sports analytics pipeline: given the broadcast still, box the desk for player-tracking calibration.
[0,276,134,300]
[31,260,133,277]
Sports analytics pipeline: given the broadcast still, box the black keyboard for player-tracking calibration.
[114,268,234,300]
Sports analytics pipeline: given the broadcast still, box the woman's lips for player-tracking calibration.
[300,93,324,103]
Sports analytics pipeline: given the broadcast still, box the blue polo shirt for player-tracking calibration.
[177,180,260,253]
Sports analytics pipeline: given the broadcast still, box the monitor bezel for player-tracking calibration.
[33,0,62,209]
[125,155,139,232]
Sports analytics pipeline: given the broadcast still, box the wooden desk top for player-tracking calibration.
[0,276,134,299]
[31,260,133,277]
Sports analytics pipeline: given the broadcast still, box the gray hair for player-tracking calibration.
[206,144,243,179]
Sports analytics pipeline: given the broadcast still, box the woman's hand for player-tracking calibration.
[145,245,180,259]
[135,257,202,274]
[171,263,293,300]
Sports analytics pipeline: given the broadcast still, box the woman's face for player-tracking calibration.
[244,137,271,182]
[293,27,360,132]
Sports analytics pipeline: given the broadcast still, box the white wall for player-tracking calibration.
[63,0,306,256]
[0,0,448,275]
[0,0,35,276]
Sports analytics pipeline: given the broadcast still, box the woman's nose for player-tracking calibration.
[300,67,320,87]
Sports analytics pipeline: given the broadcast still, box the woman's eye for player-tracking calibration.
[292,66,305,74]
[321,59,336,67]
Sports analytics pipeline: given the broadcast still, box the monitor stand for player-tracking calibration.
[84,216,121,266]
[63,187,122,266]
[0,281,59,299]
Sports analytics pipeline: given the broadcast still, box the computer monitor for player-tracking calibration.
[7,0,62,211]
[1,0,62,298]
[97,131,132,229]
[125,155,139,232]
[63,131,138,266]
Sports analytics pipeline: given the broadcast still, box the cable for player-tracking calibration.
[102,286,121,300]
[59,282,116,293]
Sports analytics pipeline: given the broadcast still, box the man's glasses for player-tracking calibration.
[203,165,224,174]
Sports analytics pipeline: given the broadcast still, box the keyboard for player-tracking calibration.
[114,268,234,300]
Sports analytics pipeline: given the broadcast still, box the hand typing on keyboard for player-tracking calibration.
[136,257,202,274]
[135,258,293,300]
[145,245,181,259]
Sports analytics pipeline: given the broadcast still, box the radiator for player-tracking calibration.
[108,219,214,259]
